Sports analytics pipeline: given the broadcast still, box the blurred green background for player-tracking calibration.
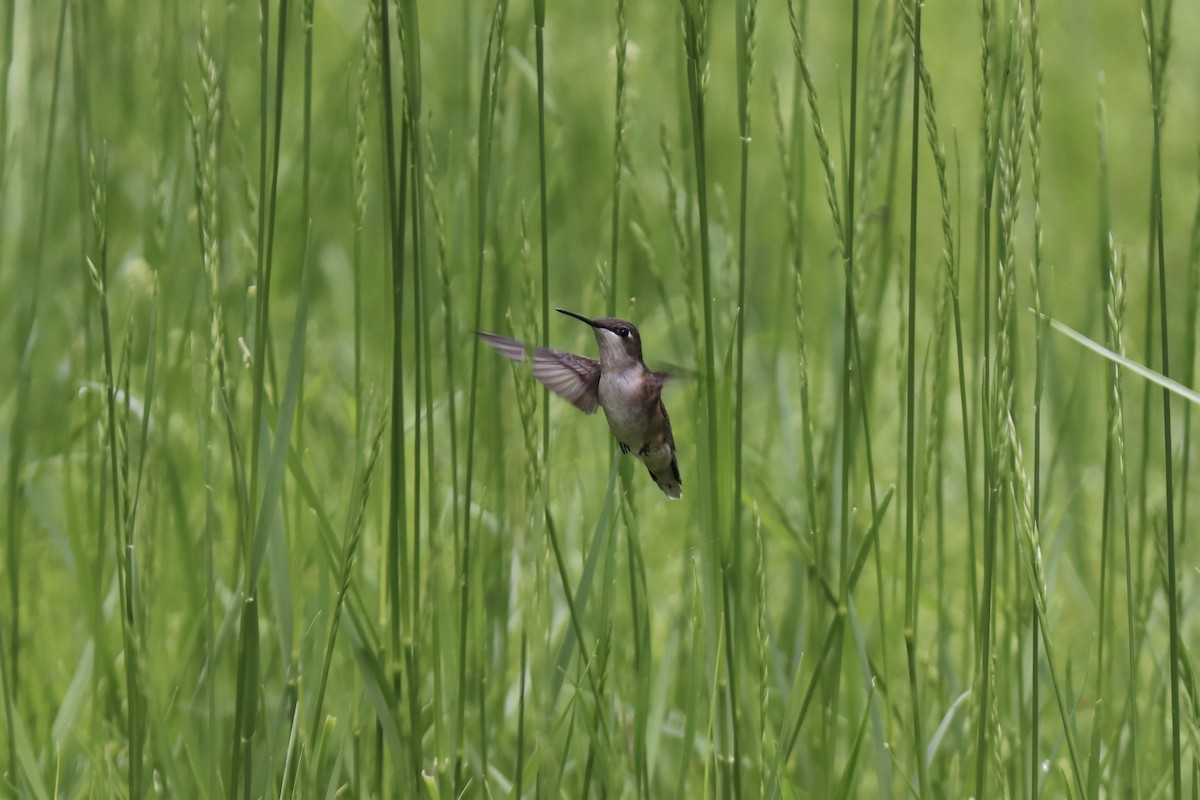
[1,0,1198,796]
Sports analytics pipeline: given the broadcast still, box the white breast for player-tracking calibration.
[598,370,651,443]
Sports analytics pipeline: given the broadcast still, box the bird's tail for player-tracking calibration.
[647,455,682,499]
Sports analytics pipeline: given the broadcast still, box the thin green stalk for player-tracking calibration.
[949,138,978,683]
[785,0,843,254]
[755,515,768,799]
[679,0,722,542]
[377,9,416,795]
[731,0,758,790]
[69,14,100,707]
[512,204,542,779]
[838,0,861,589]
[626,521,652,798]
[311,417,387,747]
[772,58,819,559]
[233,0,291,791]
[912,6,965,760]
[1181,151,1200,626]
[534,0,550,461]
[608,0,627,319]
[543,507,611,742]
[1175,157,1200,788]
[782,6,887,787]
[679,0,737,792]
[409,125,428,794]
[973,2,999,794]
[398,0,427,787]
[543,468,620,710]
[994,22,1023,795]
[301,0,313,230]
[458,1,507,790]
[902,2,927,795]
[280,7,314,790]
[609,0,648,792]
[514,633,529,797]
[826,3,862,769]
[861,12,906,702]
[1106,234,1141,795]
[1096,83,1127,791]
[1142,1,1181,793]
[0,0,14,189]
[5,5,68,784]
[699,606,722,795]
[418,131,443,800]
[247,223,312,797]
[720,567,743,796]
[1134,188,1155,640]
[88,147,146,800]
[127,293,159,800]
[1028,0,1045,794]
[376,0,409,701]
[996,15,1085,791]
[767,489,894,798]
[692,0,749,794]
[250,0,290,516]
[786,0,876,576]
[1046,317,1200,409]
[427,167,460,542]
[1004,427,1088,795]
[596,503,623,795]
[1000,265,1094,800]
[186,14,224,792]
[733,0,758,557]
[854,5,906,222]
[659,130,700,353]
[2,329,32,790]
[673,562,702,800]
[352,11,374,447]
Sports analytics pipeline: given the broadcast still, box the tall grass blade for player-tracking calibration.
[1046,318,1200,408]
[1141,2,1182,792]
[4,6,69,787]
[901,2,927,794]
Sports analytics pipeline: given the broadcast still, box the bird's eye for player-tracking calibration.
[617,328,629,337]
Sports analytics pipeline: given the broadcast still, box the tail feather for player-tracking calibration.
[647,455,682,499]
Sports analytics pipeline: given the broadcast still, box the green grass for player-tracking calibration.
[2,0,1200,796]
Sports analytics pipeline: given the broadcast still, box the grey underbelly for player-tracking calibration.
[601,404,652,444]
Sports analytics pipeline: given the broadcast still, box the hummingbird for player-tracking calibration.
[479,308,682,499]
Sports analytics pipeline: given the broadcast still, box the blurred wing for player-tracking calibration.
[532,350,602,414]
[652,365,693,383]
[478,331,531,364]
[479,332,601,414]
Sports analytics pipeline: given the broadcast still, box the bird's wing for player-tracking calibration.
[532,350,602,414]
[479,332,602,414]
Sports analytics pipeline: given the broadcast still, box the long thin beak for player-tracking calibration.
[556,308,597,327]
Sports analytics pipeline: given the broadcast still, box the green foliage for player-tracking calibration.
[1,0,1199,796]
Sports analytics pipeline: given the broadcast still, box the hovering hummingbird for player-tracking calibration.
[480,309,682,499]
